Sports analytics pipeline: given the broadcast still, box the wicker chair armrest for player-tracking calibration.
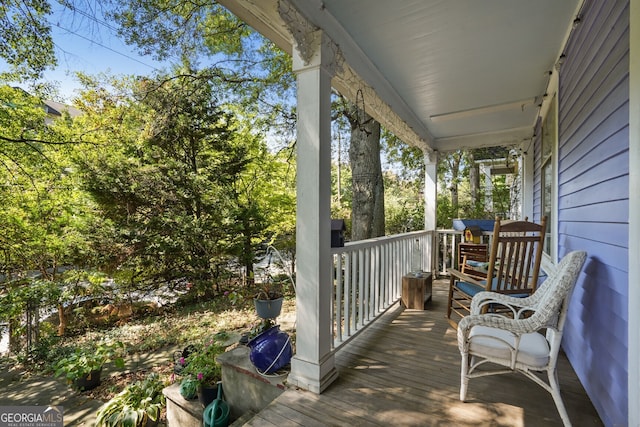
[470,291,537,317]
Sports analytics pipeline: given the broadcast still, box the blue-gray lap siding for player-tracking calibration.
[533,1,630,426]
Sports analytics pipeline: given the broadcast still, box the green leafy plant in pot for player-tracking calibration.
[54,340,125,391]
[95,373,166,427]
[182,340,224,407]
[179,377,198,400]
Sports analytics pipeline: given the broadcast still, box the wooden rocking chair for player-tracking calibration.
[458,242,489,281]
[446,216,547,328]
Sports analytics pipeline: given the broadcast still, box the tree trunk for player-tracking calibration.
[468,151,480,207]
[450,155,461,219]
[57,303,66,337]
[243,231,254,287]
[9,319,20,353]
[349,109,385,240]
[34,303,40,346]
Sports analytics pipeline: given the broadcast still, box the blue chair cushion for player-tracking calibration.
[465,260,489,270]
[456,281,486,297]
[456,278,530,298]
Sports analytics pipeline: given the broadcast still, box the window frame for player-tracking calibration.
[540,94,558,259]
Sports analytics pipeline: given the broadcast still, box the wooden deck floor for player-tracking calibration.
[245,280,603,426]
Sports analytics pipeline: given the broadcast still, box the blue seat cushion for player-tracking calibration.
[456,278,529,298]
[456,281,485,297]
[465,260,489,269]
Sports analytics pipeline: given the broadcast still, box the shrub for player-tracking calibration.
[95,373,166,427]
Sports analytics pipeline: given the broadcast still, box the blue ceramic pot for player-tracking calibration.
[248,325,292,374]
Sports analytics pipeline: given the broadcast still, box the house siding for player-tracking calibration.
[547,0,629,426]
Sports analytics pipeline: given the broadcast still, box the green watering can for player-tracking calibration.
[203,382,230,427]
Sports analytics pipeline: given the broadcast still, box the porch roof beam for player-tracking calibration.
[432,126,533,153]
[217,0,434,152]
[288,0,434,151]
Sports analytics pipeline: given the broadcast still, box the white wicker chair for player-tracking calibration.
[457,250,587,427]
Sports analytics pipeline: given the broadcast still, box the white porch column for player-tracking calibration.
[287,30,339,394]
[424,151,437,272]
[481,163,493,213]
[521,146,534,220]
[424,151,437,231]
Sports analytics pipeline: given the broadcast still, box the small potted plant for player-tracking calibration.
[95,373,166,427]
[54,340,125,391]
[182,340,224,407]
[173,344,197,375]
[254,275,285,319]
[179,376,199,400]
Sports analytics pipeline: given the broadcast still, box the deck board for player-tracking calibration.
[246,280,603,426]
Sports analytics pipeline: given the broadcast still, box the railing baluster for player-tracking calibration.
[334,254,343,344]
[357,248,363,328]
[331,230,460,349]
[344,253,351,338]
[351,250,357,333]
[364,247,371,322]
[380,243,385,311]
[369,247,380,320]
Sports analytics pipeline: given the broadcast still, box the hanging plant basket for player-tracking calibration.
[253,297,283,319]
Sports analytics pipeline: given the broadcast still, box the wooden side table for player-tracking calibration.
[401,272,432,310]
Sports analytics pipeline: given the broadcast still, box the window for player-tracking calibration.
[540,95,557,254]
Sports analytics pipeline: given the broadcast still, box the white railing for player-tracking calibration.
[331,230,433,349]
[330,228,495,350]
[435,229,463,276]
[435,229,493,276]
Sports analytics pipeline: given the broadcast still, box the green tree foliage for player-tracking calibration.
[70,72,234,292]
[331,161,353,239]
[382,126,521,227]
[384,172,424,234]
[438,150,491,226]
[382,130,425,181]
[68,71,294,293]
[0,86,101,350]
[381,130,428,232]
[0,86,94,278]
[0,0,302,350]
[0,0,56,81]
[1,85,57,164]
[108,3,299,262]
[1,71,297,353]
[109,0,296,143]
[110,0,248,61]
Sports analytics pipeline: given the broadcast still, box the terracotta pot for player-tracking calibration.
[198,384,218,407]
[73,368,102,391]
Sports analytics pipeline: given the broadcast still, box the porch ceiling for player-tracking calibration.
[218,0,582,153]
